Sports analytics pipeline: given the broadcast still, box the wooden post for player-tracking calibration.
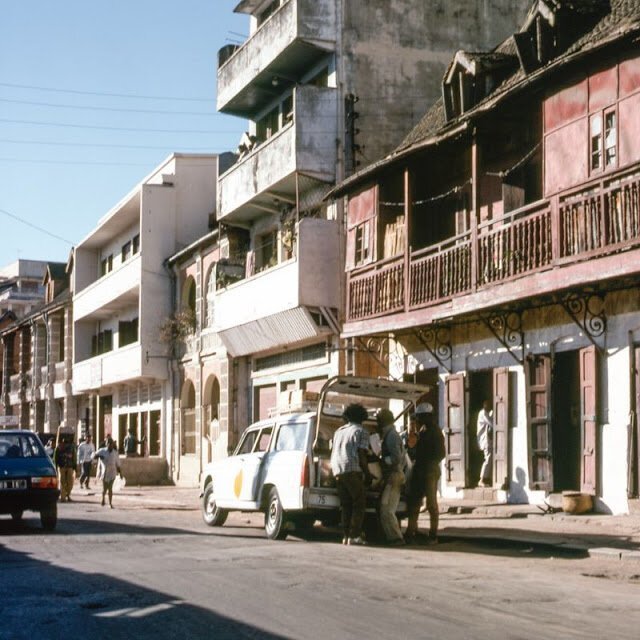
[404,167,411,311]
[471,132,479,291]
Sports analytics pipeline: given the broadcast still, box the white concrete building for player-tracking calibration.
[0,259,49,319]
[213,0,529,425]
[71,154,223,481]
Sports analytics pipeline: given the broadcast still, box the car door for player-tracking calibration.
[237,426,273,504]
[214,428,260,504]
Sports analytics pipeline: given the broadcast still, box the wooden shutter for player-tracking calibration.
[526,354,553,491]
[632,346,640,497]
[493,367,511,490]
[580,346,599,495]
[444,373,466,488]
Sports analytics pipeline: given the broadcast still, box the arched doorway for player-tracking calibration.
[180,379,196,457]
[203,375,221,462]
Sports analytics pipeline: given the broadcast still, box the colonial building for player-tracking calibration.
[331,0,640,514]
[0,259,50,319]
[0,260,77,435]
[71,154,224,482]
[213,0,529,426]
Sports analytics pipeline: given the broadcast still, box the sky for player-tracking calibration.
[0,0,248,268]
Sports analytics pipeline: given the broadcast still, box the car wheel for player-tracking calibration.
[40,504,57,531]
[202,482,228,527]
[10,511,23,522]
[264,488,288,540]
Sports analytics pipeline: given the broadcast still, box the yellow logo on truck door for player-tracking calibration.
[234,470,243,498]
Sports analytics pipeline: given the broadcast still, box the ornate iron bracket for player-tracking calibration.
[353,336,390,374]
[413,325,453,374]
[480,311,524,364]
[559,291,606,352]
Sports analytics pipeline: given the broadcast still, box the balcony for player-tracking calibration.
[218,85,338,223]
[345,168,640,334]
[74,254,141,321]
[214,218,340,356]
[217,0,336,116]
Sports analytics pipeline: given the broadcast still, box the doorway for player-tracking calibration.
[468,370,493,487]
[552,351,581,491]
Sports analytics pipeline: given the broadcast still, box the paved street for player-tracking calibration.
[1,488,640,640]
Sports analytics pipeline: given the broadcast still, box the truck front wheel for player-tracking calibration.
[264,488,288,540]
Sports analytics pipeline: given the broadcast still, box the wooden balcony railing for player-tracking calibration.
[346,168,640,322]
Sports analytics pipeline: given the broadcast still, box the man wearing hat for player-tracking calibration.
[405,401,446,544]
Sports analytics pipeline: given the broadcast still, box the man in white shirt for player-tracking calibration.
[477,400,493,487]
[77,434,95,489]
[94,437,123,508]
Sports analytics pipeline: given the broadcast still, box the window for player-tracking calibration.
[256,230,278,271]
[257,0,280,27]
[282,94,293,126]
[354,220,372,266]
[256,106,280,143]
[255,427,273,453]
[275,422,309,452]
[132,234,140,254]
[91,329,113,356]
[590,108,617,172]
[205,269,216,328]
[236,430,259,455]
[100,254,113,277]
[118,318,138,347]
[121,241,132,262]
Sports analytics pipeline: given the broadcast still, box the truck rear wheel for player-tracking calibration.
[264,488,288,540]
[202,482,228,527]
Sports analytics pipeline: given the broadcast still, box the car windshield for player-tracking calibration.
[0,433,47,459]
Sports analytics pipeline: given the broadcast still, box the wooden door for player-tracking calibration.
[580,346,599,495]
[526,354,553,491]
[444,374,466,488]
[493,368,511,490]
[632,347,640,497]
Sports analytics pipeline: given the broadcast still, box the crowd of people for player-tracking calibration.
[330,400,446,547]
[45,432,126,508]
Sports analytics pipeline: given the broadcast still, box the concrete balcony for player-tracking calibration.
[218,85,338,223]
[213,218,340,356]
[217,0,336,116]
[73,343,154,393]
[74,254,141,321]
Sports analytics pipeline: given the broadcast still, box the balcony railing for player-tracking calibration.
[346,169,640,322]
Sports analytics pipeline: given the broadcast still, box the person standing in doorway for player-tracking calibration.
[376,409,406,546]
[330,403,373,545]
[94,437,123,508]
[405,403,446,544]
[477,399,493,487]
[77,434,95,489]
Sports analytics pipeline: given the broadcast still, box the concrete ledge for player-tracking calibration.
[120,457,169,486]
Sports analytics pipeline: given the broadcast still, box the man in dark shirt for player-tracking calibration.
[405,402,446,544]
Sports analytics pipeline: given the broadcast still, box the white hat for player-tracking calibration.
[415,402,433,415]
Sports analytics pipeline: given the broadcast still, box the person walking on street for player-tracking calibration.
[54,435,77,502]
[405,402,446,544]
[376,409,406,546]
[477,399,493,487]
[77,434,95,489]
[330,403,373,545]
[94,437,123,509]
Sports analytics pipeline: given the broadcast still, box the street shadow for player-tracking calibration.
[0,541,290,640]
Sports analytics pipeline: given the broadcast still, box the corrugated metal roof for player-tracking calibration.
[218,306,332,357]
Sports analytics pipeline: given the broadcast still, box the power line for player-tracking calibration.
[0,81,212,103]
[0,157,150,167]
[0,138,218,151]
[0,117,241,135]
[0,97,217,117]
[0,208,73,245]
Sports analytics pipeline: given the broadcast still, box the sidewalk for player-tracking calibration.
[104,484,640,561]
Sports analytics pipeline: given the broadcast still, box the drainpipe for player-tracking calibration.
[163,258,178,482]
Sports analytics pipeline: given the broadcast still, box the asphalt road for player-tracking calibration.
[1,496,640,640]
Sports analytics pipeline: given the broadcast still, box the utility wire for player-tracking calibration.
[0,138,217,151]
[0,208,73,245]
[0,81,212,102]
[0,117,241,135]
[0,157,150,167]
[0,97,217,117]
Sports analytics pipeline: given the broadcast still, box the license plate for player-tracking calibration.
[308,492,337,508]
[0,479,27,490]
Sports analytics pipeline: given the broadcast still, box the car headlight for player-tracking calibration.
[31,476,58,489]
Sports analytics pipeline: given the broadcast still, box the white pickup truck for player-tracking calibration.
[200,376,430,540]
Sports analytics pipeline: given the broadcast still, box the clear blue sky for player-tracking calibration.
[0,0,247,267]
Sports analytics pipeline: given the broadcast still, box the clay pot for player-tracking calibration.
[562,491,593,514]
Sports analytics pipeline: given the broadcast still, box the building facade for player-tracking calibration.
[212,0,530,430]
[0,259,50,319]
[332,0,640,514]
[71,154,224,482]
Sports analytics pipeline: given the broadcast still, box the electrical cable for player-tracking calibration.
[0,208,73,245]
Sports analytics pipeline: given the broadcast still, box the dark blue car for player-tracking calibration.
[0,430,59,530]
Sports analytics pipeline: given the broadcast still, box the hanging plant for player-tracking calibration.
[158,309,196,344]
